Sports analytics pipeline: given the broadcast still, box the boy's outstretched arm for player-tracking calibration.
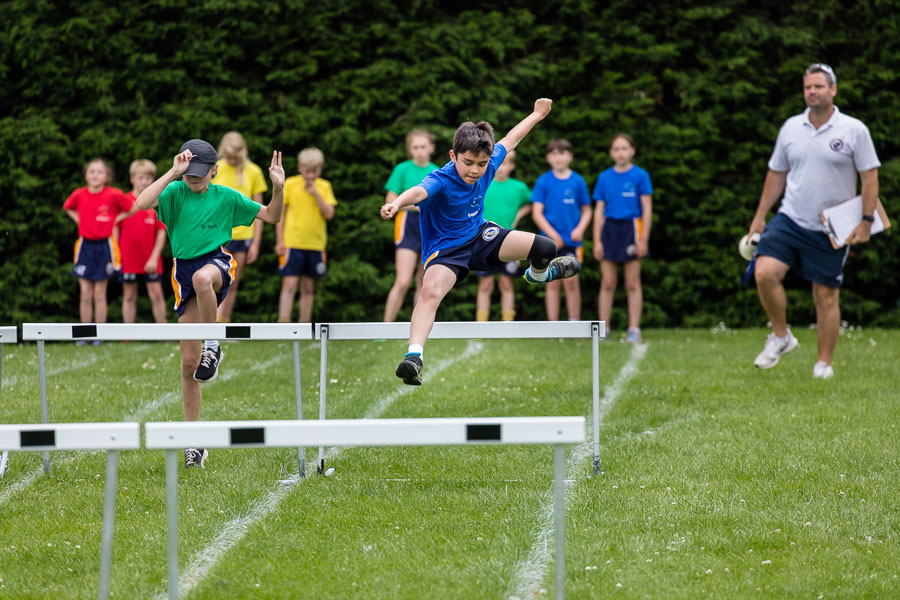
[380,186,428,219]
[256,151,285,224]
[497,98,553,152]
[136,150,193,210]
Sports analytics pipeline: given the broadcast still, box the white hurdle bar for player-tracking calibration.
[315,321,606,474]
[22,323,313,476]
[0,326,18,477]
[146,416,584,600]
[0,422,140,600]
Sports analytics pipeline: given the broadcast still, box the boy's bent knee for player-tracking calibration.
[528,236,557,269]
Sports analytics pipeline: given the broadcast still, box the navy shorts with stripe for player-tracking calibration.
[424,221,513,283]
[73,237,118,281]
[395,210,421,252]
[601,218,640,263]
[756,212,849,287]
[171,247,235,317]
[278,248,327,278]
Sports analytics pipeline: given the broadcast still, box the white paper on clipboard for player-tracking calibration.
[819,195,890,248]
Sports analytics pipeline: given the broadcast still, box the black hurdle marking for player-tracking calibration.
[72,325,98,339]
[225,326,252,339]
[466,424,501,441]
[230,427,265,445]
[20,430,56,447]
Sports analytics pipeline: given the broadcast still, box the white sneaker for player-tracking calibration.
[754,331,799,369]
[812,361,834,379]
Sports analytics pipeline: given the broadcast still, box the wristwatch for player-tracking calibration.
[861,215,875,222]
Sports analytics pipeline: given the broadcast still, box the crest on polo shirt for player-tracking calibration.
[829,138,844,152]
[482,226,500,241]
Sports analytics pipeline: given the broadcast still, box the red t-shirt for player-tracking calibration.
[63,186,133,239]
[118,191,167,275]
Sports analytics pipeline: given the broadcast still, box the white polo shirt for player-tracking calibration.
[768,106,880,231]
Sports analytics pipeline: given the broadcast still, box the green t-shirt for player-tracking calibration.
[483,177,531,229]
[156,181,261,259]
[384,159,439,194]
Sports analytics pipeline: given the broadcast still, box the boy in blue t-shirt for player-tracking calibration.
[379,99,580,385]
[591,133,653,343]
[531,139,592,321]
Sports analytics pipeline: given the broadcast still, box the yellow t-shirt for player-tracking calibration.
[211,160,268,240]
[283,176,337,251]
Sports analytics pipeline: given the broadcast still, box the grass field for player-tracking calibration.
[1,327,899,599]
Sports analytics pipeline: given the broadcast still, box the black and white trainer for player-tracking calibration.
[193,346,224,382]
[184,448,208,469]
[395,354,423,386]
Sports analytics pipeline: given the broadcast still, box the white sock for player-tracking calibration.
[407,344,423,357]
[204,340,220,352]
[528,267,548,282]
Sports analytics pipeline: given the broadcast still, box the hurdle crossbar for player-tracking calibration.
[314,321,605,474]
[22,323,314,477]
[0,422,140,600]
[0,326,17,476]
[146,416,583,600]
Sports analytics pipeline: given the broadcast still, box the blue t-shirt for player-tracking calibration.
[417,143,508,263]
[531,170,591,247]
[592,165,653,220]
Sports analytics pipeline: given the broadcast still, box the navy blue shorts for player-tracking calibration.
[394,210,421,252]
[226,239,253,254]
[474,260,521,279]
[424,221,513,283]
[601,218,641,263]
[555,245,584,263]
[278,248,327,278]
[119,272,163,284]
[757,212,849,287]
[171,247,236,317]
[73,237,119,281]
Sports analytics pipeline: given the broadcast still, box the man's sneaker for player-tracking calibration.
[523,256,582,284]
[395,353,423,386]
[754,331,799,369]
[625,327,642,344]
[184,448,208,468]
[812,361,834,379]
[193,347,224,382]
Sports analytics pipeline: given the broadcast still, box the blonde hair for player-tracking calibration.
[84,158,112,185]
[405,128,435,149]
[297,147,325,169]
[218,131,249,185]
[129,159,157,178]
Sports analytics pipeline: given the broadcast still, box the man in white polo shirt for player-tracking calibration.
[747,63,880,379]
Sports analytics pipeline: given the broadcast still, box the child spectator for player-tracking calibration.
[136,140,284,468]
[474,150,532,321]
[276,148,337,323]
[530,139,592,321]
[382,129,440,321]
[118,159,167,324]
[64,158,135,342]
[211,131,268,323]
[592,134,653,343]
[380,99,581,385]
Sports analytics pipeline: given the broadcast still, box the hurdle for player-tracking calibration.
[314,321,605,474]
[0,326,17,476]
[146,416,583,600]
[0,422,140,600]
[22,323,313,476]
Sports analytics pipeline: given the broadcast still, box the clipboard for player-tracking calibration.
[819,196,890,249]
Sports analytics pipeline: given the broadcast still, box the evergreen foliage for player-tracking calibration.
[2,0,897,326]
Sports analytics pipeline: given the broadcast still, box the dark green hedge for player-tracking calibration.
[2,0,898,327]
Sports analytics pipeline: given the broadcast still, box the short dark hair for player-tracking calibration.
[609,133,635,150]
[452,121,494,157]
[546,138,573,154]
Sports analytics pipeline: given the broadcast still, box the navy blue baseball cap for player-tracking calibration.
[179,139,218,177]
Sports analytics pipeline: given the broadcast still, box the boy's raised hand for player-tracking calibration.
[269,151,285,187]
[172,150,193,176]
[534,98,553,119]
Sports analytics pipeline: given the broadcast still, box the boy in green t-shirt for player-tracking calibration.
[136,139,285,468]
[475,150,532,321]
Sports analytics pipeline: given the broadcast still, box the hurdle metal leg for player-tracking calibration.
[166,449,179,600]
[38,340,50,475]
[98,450,120,600]
[0,344,6,477]
[317,325,328,474]
[293,340,305,478]
[553,443,566,600]
[591,322,601,475]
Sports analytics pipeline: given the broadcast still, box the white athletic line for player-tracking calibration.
[160,340,483,600]
[0,348,296,505]
[507,342,647,600]
[1,352,102,389]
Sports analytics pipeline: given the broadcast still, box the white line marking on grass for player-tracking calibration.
[2,353,102,388]
[508,342,647,600]
[160,340,482,600]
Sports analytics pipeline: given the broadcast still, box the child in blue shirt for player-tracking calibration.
[591,133,653,343]
[530,139,592,321]
[379,99,580,385]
